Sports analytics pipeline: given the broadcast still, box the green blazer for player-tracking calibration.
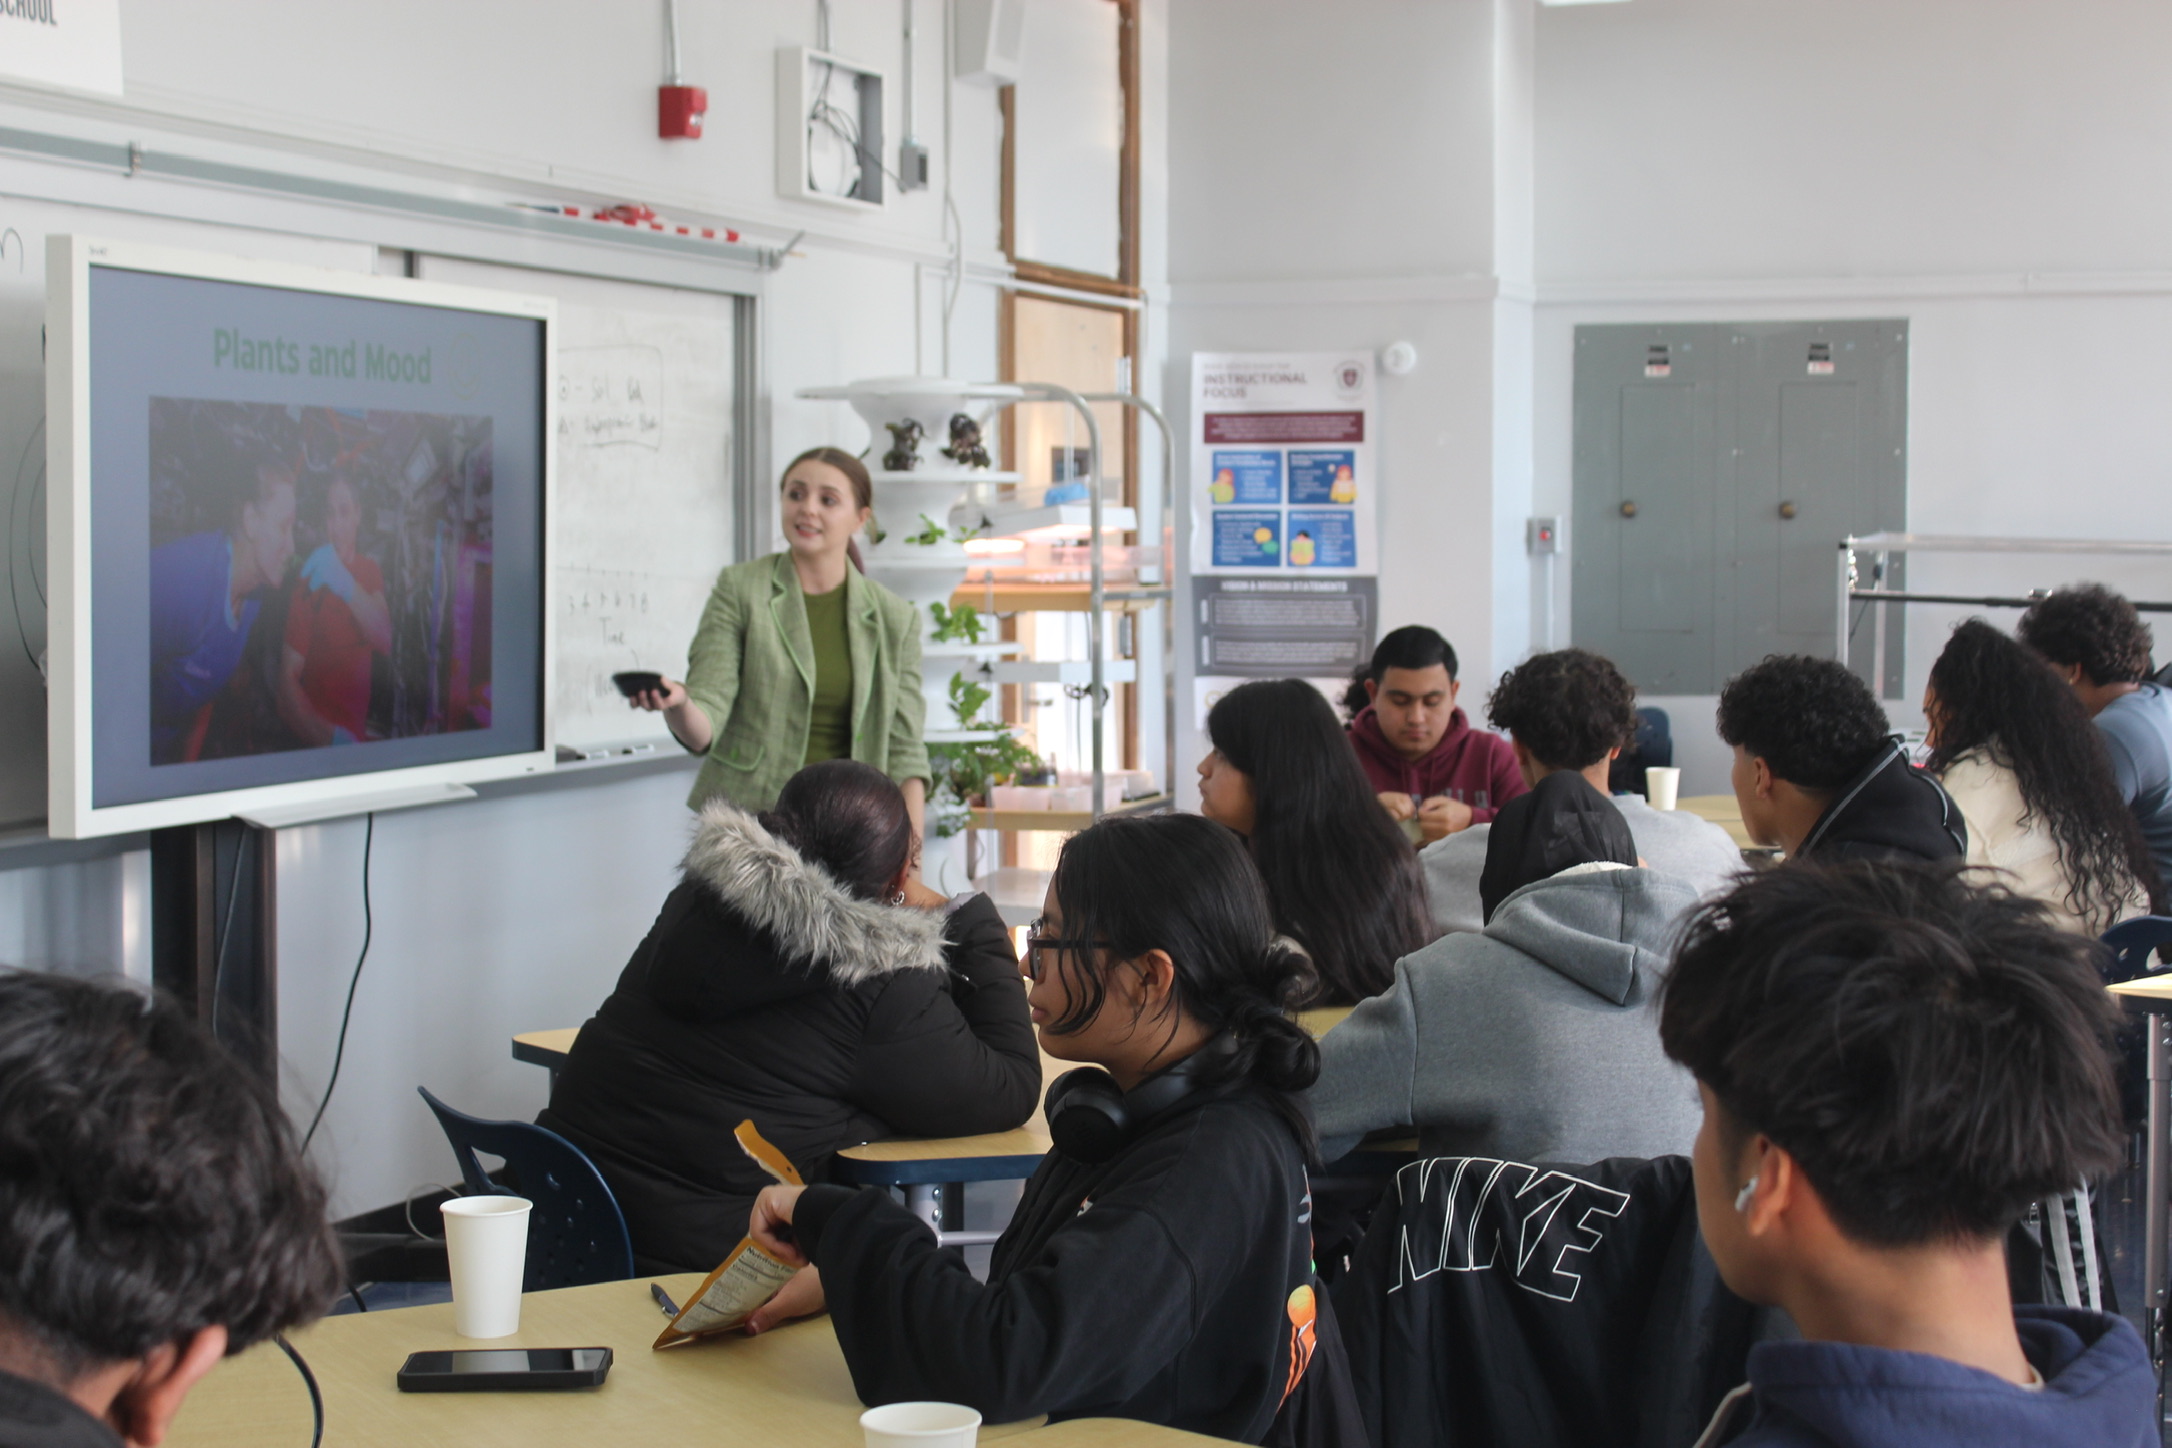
[682,552,930,813]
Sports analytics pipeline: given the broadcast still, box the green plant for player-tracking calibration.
[904,513,985,548]
[929,601,987,644]
[924,671,1043,837]
[947,671,993,726]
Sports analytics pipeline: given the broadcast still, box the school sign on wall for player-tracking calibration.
[1,0,123,96]
[1188,351,1382,728]
[1189,352,1378,577]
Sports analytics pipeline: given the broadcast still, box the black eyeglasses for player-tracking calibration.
[1022,919,1096,981]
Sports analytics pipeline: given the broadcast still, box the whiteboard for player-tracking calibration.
[415,258,737,754]
[0,193,378,829]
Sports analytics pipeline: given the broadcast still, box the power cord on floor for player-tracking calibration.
[273,1333,323,1448]
[300,813,374,1155]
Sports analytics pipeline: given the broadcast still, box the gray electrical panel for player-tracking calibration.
[1571,320,1907,695]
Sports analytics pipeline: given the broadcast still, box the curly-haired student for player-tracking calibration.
[1717,654,1965,863]
[2019,583,2172,890]
[1421,649,1745,934]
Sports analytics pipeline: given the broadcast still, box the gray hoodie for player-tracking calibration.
[1421,793,1747,936]
[1311,864,1702,1165]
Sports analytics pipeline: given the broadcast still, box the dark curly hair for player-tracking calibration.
[0,972,342,1379]
[1486,649,1639,772]
[1660,862,2126,1246]
[1207,679,1433,1004]
[2017,583,2155,686]
[1927,619,2163,927]
[1716,655,1889,792]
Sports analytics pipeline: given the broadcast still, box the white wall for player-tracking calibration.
[1533,0,2172,791]
[0,0,1044,1219]
[1164,0,1536,806]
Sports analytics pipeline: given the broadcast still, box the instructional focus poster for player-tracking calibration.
[1190,353,1377,576]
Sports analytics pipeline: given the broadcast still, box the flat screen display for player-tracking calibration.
[82,264,546,810]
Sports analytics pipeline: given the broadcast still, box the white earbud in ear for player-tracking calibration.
[1734,1175,1759,1213]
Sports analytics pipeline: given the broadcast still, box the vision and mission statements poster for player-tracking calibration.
[1189,353,1378,576]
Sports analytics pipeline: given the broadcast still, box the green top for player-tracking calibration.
[681,553,928,816]
[800,583,854,766]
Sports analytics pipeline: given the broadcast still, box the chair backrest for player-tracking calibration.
[1608,707,1675,796]
[417,1087,635,1291]
[2100,915,2172,985]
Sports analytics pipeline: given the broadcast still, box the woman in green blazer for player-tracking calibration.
[630,447,930,837]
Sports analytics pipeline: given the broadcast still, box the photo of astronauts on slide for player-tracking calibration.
[147,399,495,766]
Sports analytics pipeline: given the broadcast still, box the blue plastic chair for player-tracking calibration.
[417,1087,635,1291]
[2102,916,2172,985]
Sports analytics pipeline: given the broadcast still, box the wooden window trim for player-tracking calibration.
[999,0,1141,297]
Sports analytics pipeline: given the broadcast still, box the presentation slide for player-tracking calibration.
[87,266,545,809]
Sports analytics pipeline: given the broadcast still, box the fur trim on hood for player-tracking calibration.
[681,802,949,985]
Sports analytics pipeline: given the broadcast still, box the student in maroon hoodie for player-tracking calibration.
[1348,627,1527,840]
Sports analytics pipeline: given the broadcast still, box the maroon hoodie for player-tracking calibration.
[1348,705,1528,825]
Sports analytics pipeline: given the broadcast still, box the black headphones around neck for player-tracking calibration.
[1044,1037,1237,1165]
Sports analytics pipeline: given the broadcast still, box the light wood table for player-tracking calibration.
[168,1275,1223,1447]
[511,1027,581,1072]
[833,1049,1067,1239]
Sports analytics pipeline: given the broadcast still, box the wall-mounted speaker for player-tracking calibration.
[954,0,1026,87]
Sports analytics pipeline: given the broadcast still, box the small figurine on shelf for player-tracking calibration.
[882,419,923,472]
[940,412,991,469]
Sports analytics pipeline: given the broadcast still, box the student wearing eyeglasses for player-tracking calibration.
[740,813,1363,1445]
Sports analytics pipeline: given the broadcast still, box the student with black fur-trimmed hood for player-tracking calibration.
[540,760,1039,1274]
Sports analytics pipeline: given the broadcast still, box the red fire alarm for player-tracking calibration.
[659,85,707,139]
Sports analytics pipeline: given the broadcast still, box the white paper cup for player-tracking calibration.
[440,1195,531,1338]
[861,1402,982,1448]
[1646,767,1682,811]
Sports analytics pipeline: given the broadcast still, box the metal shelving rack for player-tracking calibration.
[798,380,1177,911]
[1835,532,2172,691]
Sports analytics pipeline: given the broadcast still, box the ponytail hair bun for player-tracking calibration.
[761,760,912,902]
[1046,814,1322,1154]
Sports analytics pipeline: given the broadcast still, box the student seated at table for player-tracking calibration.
[1422,648,1746,934]
[1310,769,1703,1165]
[539,759,1039,1274]
[1719,654,1966,863]
[1660,863,2154,1447]
[0,972,343,1448]
[1925,619,2160,935]
[740,813,1360,1445]
[1199,678,1434,1003]
[2018,584,2172,893]
[1347,625,1527,839]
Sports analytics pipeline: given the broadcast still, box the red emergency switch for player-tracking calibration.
[658,85,707,140]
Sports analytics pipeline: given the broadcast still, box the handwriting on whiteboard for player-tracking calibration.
[558,344,663,450]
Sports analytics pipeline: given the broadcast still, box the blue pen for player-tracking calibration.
[650,1282,680,1317]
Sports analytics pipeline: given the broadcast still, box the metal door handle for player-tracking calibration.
[1620,500,1638,519]
[1778,500,1799,520]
